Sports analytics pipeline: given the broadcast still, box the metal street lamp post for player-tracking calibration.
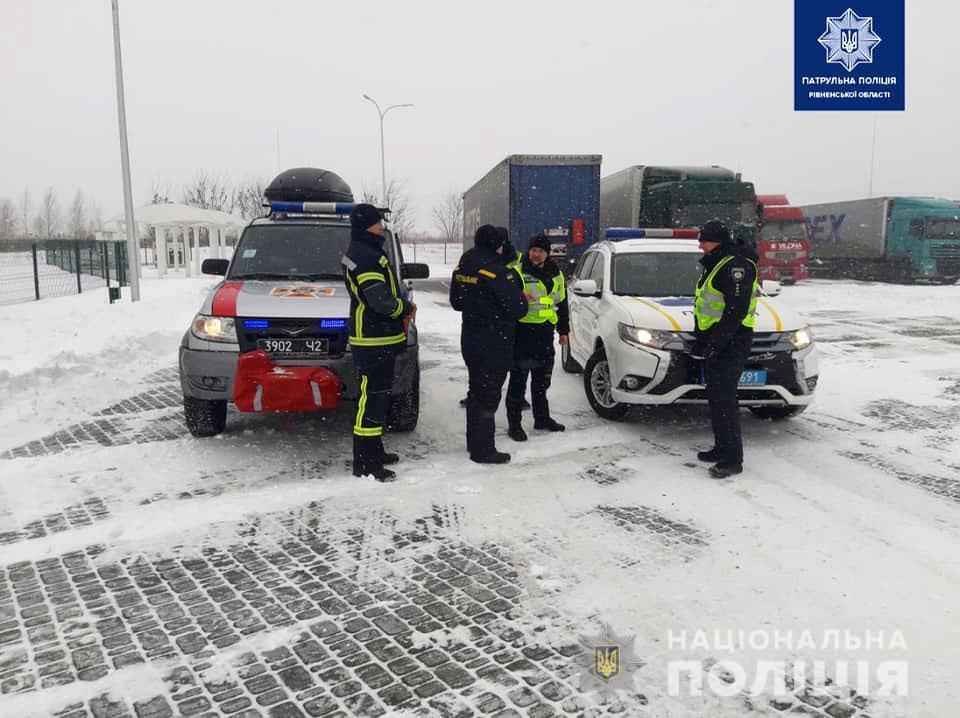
[362,94,413,205]
[111,0,140,301]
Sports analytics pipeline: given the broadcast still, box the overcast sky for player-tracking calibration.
[2,0,958,231]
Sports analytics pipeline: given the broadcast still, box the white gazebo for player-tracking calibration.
[100,203,248,278]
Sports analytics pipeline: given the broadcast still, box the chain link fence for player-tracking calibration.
[0,239,129,306]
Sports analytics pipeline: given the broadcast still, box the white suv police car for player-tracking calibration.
[562,229,818,420]
[178,168,429,437]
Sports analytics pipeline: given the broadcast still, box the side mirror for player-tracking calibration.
[572,279,599,297]
[761,279,782,297]
[402,263,430,280]
[202,259,229,276]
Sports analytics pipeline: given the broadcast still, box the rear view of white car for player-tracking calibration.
[563,229,819,420]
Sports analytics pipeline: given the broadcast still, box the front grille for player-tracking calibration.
[649,343,804,396]
[237,317,348,355]
[931,245,960,259]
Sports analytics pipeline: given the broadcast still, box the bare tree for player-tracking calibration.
[182,171,233,212]
[40,187,59,238]
[19,187,30,238]
[0,199,17,240]
[232,177,268,220]
[360,178,415,240]
[432,189,463,263]
[68,189,88,239]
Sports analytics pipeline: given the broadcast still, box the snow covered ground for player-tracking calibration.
[1,258,959,717]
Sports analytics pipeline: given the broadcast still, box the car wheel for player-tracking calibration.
[387,366,420,432]
[184,396,227,437]
[583,348,629,421]
[561,341,582,373]
[749,405,806,420]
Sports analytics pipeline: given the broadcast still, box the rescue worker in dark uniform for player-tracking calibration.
[458,228,527,409]
[450,225,528,463]
[342,204,415,482]
[691,220,759,479]
[506,234,569,441]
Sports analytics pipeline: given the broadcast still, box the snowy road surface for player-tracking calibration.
[1,258,959,717]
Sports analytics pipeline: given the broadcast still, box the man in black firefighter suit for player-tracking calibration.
[506,234,569,441]
[450,225,528,463]
[691,220,759,479]
[342,204,415,482]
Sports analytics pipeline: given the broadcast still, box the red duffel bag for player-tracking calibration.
[232,350,342,413]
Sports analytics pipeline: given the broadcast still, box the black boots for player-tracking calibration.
[709,463,743,479]
[534,418,565,432]
[471,451,511,464]
[352,465,398,482]
[697,448,721,462]
[508,425,528,442]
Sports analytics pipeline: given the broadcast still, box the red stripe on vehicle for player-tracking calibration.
[211,282,243,316]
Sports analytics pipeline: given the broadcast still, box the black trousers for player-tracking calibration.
[465,363,508,458]
[506,355,554,427]
[703,333,752,466]
[352,348,396,472]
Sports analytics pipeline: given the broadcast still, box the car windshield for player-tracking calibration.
[612,252,703,297]
[227,224,396,279]
[761,221,807,241]
[925,218,960,240]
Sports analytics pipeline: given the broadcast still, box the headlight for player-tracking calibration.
[789,326,813,349]
[618,323,682,350]
[191,314,238,343]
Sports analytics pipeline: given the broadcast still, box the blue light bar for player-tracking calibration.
[319,318,347,329]
[270,201,354,215]
[605,228,700,240]
[243,319,270,329]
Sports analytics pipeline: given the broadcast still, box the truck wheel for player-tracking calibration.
[184,396,227,437]
[387,366,420,432]
[749,405,806,420]
[561,342,582,373]
[584,349,629,421]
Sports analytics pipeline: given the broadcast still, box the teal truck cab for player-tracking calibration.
[798,197,960,283]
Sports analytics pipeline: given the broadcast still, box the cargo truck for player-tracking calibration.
[600,165,760,246]
[462,155,602,271]
[757,194,809,284]
[797,197,960,283]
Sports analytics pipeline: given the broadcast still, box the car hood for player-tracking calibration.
[199,280,351,319]
[610,295,805,333]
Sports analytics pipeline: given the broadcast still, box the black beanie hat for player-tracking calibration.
[528,234,551,253]
[699,220,732,245]
[350,203,383,231]
[474,224,504,250]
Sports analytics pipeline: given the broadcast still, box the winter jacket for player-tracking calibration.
[693,243,758,359]
[450,246,528,369]
[342,228,411,350]
[514,255,570,360]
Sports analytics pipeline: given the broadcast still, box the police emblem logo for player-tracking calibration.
[818,8,882,72]
[577,622,642,704]
[732,267,745,282]
[594,644,620,680]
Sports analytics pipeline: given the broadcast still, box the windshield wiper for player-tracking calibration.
[230,272,341,281]
[297,273,343,280]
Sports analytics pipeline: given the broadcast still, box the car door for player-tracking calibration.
[579,251,606,356]
[568,252,597,360]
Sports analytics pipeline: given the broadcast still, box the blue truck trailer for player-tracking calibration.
[462,155,602,270]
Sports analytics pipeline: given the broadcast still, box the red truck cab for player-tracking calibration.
[757,195,809,284]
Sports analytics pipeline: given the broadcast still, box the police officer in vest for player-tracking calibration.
[342,204,415,482]
[692,220,759,478]
[450,225,528,463]
[506,234,569,441]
